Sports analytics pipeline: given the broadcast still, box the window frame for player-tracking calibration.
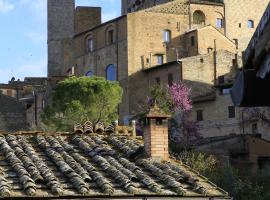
[216,18,223,28]
[106,64,117,81]
[247,20,254,28]
[197,110,204,121]
[163,30,171,43]
[228,106,236,118]
[193,10,206,25]
[157,54,164,65]
[108,30,114,45]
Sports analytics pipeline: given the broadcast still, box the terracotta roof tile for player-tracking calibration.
[0,122,229,199]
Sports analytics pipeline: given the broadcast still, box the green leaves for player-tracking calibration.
[41,76,123,131]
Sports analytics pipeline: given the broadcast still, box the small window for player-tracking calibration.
[191,36,195,46]
[108,30,114,44]
[228,106,235,118]
[207,47,213,53]
[157,55,164,65]
[252,123,258,133]
[163,30,171,43]
[216,18,223,28]
[155,77,160,85]
[168,73,173,86]
[197,110,203,121]
[87,38,93,52]
[106,64,117,81]
[248,20,254,28]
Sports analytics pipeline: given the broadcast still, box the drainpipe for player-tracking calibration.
[213,39,217,85]
[188,0,192,29]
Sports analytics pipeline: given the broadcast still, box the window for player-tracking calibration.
[216,18,223,28]
[197,110,203,121]
[228,106,235,118]
[193,10,206,24]
[218,75,225,84]
[108,30,114,44]
[155,77,160,85]
[157,55,164,65]
[207,47,213,53]
[163,30,171,43]
[252,123,258,133]
[168,73,173,86]
[191,36,195,46]
[85,71,93,77]
[87,38,93,52]
[239,23,242,28]
[106,64,117,81]
[248,20,254,28]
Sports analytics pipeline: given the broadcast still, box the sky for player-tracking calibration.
[0,0,121,83]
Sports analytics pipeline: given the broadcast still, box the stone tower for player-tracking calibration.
[47,0,75,77]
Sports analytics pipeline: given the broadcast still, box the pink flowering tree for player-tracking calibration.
[135,82,200,148]
[168,83,201,148]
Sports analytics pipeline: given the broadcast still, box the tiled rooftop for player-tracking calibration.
[0,122,229,199]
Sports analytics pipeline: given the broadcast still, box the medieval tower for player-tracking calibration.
[47,0,75,77]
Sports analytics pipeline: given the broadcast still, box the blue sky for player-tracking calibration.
[0,0,121,83]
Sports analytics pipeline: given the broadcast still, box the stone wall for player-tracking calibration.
[75,7,101,34]
[0,94,28,132]
[224,0,270,51]
[47,0,75,77]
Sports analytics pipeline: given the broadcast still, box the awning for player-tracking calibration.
[231,70,270,107]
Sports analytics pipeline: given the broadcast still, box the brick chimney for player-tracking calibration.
[143,104,171,160]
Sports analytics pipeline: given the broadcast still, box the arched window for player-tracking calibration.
[163,30,171,43]
[193,10,206,25]
[85,35,93,53]
[248,20,254,28]
[106,64,117,81]
[85,71,93,77]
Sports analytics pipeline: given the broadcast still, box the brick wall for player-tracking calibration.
[144,118,169,160]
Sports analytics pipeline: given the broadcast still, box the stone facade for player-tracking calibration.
[0,94,28,132]
[47,0,75,77]
[47,0,270,138]
[122,0,270,51]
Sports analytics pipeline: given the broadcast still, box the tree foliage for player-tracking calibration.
[136,82,200,146]
[177,151,270,200]
[41,76,123,131]
[176,151,270,200]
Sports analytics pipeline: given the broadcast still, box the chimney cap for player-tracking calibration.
[146,104,171,119]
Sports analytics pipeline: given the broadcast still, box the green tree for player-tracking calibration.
[41,76,123,131]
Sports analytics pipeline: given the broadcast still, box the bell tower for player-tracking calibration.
[47,0,75,77]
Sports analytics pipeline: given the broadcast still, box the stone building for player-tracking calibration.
[0,77,48,131]
[47,0,270,138]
